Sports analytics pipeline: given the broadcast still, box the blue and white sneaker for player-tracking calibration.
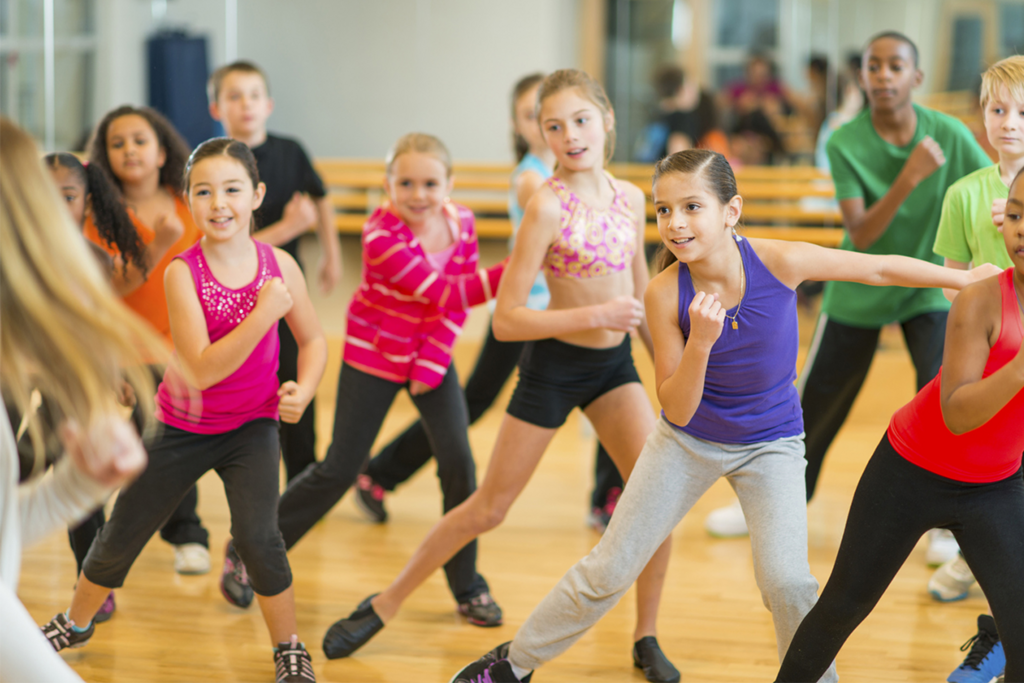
[948,614,1005,683]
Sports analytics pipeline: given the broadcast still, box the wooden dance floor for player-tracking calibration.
[18,244,987,682]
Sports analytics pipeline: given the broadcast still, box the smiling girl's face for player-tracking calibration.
[653,171,741,262]
[384,151,453,229]
[539,87,612,172]
[187,155,265,243]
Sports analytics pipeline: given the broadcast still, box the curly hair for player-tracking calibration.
[88,105,192,195]
[44,152,146,279]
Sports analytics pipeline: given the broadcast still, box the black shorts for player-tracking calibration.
[506,336,641,429]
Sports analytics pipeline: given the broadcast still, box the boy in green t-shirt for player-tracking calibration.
[703,32,990,540]
[925,55,1024,683]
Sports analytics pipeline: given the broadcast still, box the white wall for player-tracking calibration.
[93,0,578,161]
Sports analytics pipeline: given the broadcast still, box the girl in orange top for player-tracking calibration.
[85,106,202,342]
[81,105,211,576]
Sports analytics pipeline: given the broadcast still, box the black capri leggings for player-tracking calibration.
[276,362,489,604]
[776,434,1024,682]
[83,419,291,596]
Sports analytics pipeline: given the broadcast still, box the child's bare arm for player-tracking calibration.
[939,282,1024,433]
[752,237,1000,292]
[625,182,655,359]
[942,257,970,302]
[252,192,317,246]
[276,249,327,423]
[314,195,342,294]
[493,189,642,342]
[839,137,946,250]
[165,259,289,390]
[646,267,719,426]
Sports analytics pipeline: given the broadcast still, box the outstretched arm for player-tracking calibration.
[751,237,1002,292]
[939,282,1024,434]
[364,214,503,313]
[276,250,327,423]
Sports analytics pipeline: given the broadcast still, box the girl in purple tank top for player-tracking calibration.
[448,150,998,683]
[48,138,327,683]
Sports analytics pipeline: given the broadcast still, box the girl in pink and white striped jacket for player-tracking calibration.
[274,133,507,631]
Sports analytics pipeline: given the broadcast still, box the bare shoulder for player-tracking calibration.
[950,275,1002,324]
[271,247,305,286]
[163,257,192,287]
[646,262,680,303]
[524,184,563,223]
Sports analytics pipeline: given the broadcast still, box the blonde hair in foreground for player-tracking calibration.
[0,117,167,476]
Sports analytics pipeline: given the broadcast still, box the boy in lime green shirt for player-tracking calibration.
[934,56,1024,279]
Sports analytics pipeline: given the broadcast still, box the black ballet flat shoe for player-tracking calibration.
[633,636,681,683]
[322,593,383,659]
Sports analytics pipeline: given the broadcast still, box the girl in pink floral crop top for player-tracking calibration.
[542,173,637,279]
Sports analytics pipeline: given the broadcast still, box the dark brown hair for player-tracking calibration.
[653,65,685,100]
[44,152,146,278]
[511,72,545,163]
[88,105,192,195]
[183,137,262,232]
[652,149,739,272]
[865,31,919,67]
[207,60,270,103]
[536,69,616,163]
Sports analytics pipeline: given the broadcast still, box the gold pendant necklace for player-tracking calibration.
[723,242,746,330]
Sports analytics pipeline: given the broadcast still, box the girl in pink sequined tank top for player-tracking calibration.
[58,138,327,682]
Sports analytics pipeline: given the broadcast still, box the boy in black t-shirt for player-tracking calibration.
[209,61,342,483]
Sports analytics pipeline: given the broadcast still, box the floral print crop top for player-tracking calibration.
[542,173,637,279]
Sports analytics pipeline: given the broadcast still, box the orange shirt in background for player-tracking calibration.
[84,192,201,343]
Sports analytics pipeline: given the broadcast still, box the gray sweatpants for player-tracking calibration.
[508,418,838,683]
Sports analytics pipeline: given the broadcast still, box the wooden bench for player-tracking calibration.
[314,159,846,247]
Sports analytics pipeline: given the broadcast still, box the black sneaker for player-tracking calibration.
[449,642,533,683]
[41,612,94,651]
[354,474,388,523]
[633,636,681,683]
[458,591,503,627]
[219,539,254,608]
[274,636,316,683]
[322,593,384,659]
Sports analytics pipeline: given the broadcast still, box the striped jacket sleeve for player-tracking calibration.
[409,312,464,387]
[363,228,505,312]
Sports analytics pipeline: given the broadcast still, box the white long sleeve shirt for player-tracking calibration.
[1,412,111,683]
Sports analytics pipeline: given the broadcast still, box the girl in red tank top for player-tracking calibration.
[777,169,1024,683]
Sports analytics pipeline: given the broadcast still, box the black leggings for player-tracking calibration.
[776,434,1024,682]
[800,311,946,500]
[277,363,489,603]
[366,323,623,509]
[83,419,291,596]
[278,319,317,482]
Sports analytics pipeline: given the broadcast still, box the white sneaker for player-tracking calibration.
[926,529,960,567]
[928,553,976,602]
[174,542,211,575]
[704,500,748,537]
